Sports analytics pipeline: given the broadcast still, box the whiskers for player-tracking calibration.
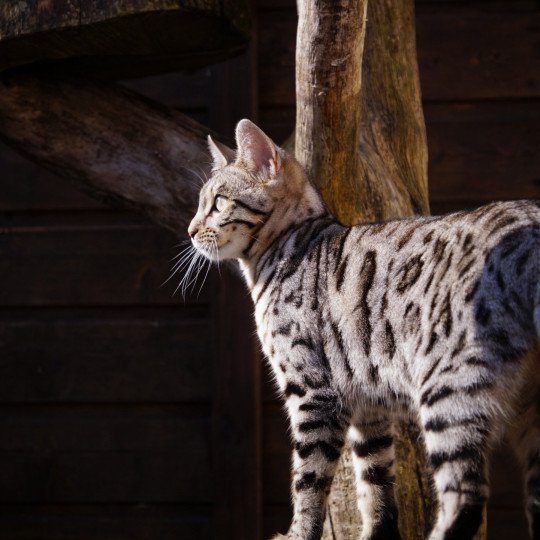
[163,239,217,299]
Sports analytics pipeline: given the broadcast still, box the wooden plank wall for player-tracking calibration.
[0,0,538,539]
[0,63,261,538]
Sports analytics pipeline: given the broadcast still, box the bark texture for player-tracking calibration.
[0,75,208,234]
[0,1,250,77]
[295,0,485,539]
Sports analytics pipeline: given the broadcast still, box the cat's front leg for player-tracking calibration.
[350,412,401,540]
[284,386,350,540]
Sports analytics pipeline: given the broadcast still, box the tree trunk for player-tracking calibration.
[294,0,485,539]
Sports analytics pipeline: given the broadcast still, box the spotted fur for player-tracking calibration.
[188,119,540,540]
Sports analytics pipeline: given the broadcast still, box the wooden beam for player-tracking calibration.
[0,74,212,235]
[0,1,251,77]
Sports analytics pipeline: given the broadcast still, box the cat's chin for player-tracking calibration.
[193,238,245,262]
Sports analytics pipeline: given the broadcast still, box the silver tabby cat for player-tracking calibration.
[187,119,540,540]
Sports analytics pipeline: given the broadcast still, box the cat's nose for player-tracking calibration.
[188,223,199,239]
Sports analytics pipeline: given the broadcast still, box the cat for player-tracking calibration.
[186,118,540,540]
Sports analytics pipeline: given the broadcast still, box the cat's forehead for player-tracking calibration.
[204,166,259,197]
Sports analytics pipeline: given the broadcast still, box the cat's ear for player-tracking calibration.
[207,135,235,171]
[235,119,281,178]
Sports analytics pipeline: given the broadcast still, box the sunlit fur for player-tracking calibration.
[187,119,540,540]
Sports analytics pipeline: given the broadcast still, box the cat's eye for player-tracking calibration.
[213,195,228,213]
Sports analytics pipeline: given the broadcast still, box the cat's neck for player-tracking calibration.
[238,181,328,289]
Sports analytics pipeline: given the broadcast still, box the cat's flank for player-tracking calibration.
[187,119,540,540]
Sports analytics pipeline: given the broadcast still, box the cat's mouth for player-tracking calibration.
[192,237,231,262]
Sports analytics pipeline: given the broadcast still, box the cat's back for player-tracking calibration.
[330,200,540,363]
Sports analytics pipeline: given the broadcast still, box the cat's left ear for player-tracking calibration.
[208,135,236,171]
[235,119,281,178]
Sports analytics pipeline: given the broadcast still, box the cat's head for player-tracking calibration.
[188,119,320,262]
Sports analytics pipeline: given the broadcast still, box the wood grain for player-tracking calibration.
[0,75,211,234]
[0,405,211,502]
[0,216,214,306]
[0,307,211,403]
[0,504,212,540]
[0,0,250,77]
[258,3,540,107]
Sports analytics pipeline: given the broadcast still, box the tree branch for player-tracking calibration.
[0,74,213,235]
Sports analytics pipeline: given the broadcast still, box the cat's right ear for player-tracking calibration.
[207,135,235,171]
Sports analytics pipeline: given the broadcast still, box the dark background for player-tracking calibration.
[0,0,539,538]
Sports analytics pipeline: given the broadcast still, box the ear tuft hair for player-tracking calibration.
[235,119,281,178]
[207,135,235,171]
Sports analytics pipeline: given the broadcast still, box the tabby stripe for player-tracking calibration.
[232,198,268,215]
[422,380,493,408]
[295,472,331,492]
[298,420,328,432]
[256,216,319,273]
[404,302,414,317]
[254,265,278,304]
[335,228,352,270]
[295,217,334,249]
[429,444,479,471]
[424,414,488,433]
[464,281,480,303]
[353,251,377,356]
[224,219,258,229]
[442,292,453,337]
[312,393,337,403]
[311,241,323,310]
[438,251,454,284]
[433,238,448,265]
[397,227,415,250]
[275,322,294,336]
[291,337,316,351]
[384,320,396,359]
[335,254,349,291]
[285,382,306,398]
[330,320,354,377]
[465,357,488,368]
[296,440,342,461]
[362,462,395,486]
[424,330,438,355]
[421,384,453,407]
[369,364,380,384]
[318,340,332,372]
[396,254,423,294]
[423,270,436,294]
[488,215,518,237]
[458,258,476,279]
[299,402,321,412]
[423,230,434,244]
[450,331,466,358]
[353,435,393,458]
[303,374,327,389]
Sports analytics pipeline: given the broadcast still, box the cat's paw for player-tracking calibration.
[271,535,288,540]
